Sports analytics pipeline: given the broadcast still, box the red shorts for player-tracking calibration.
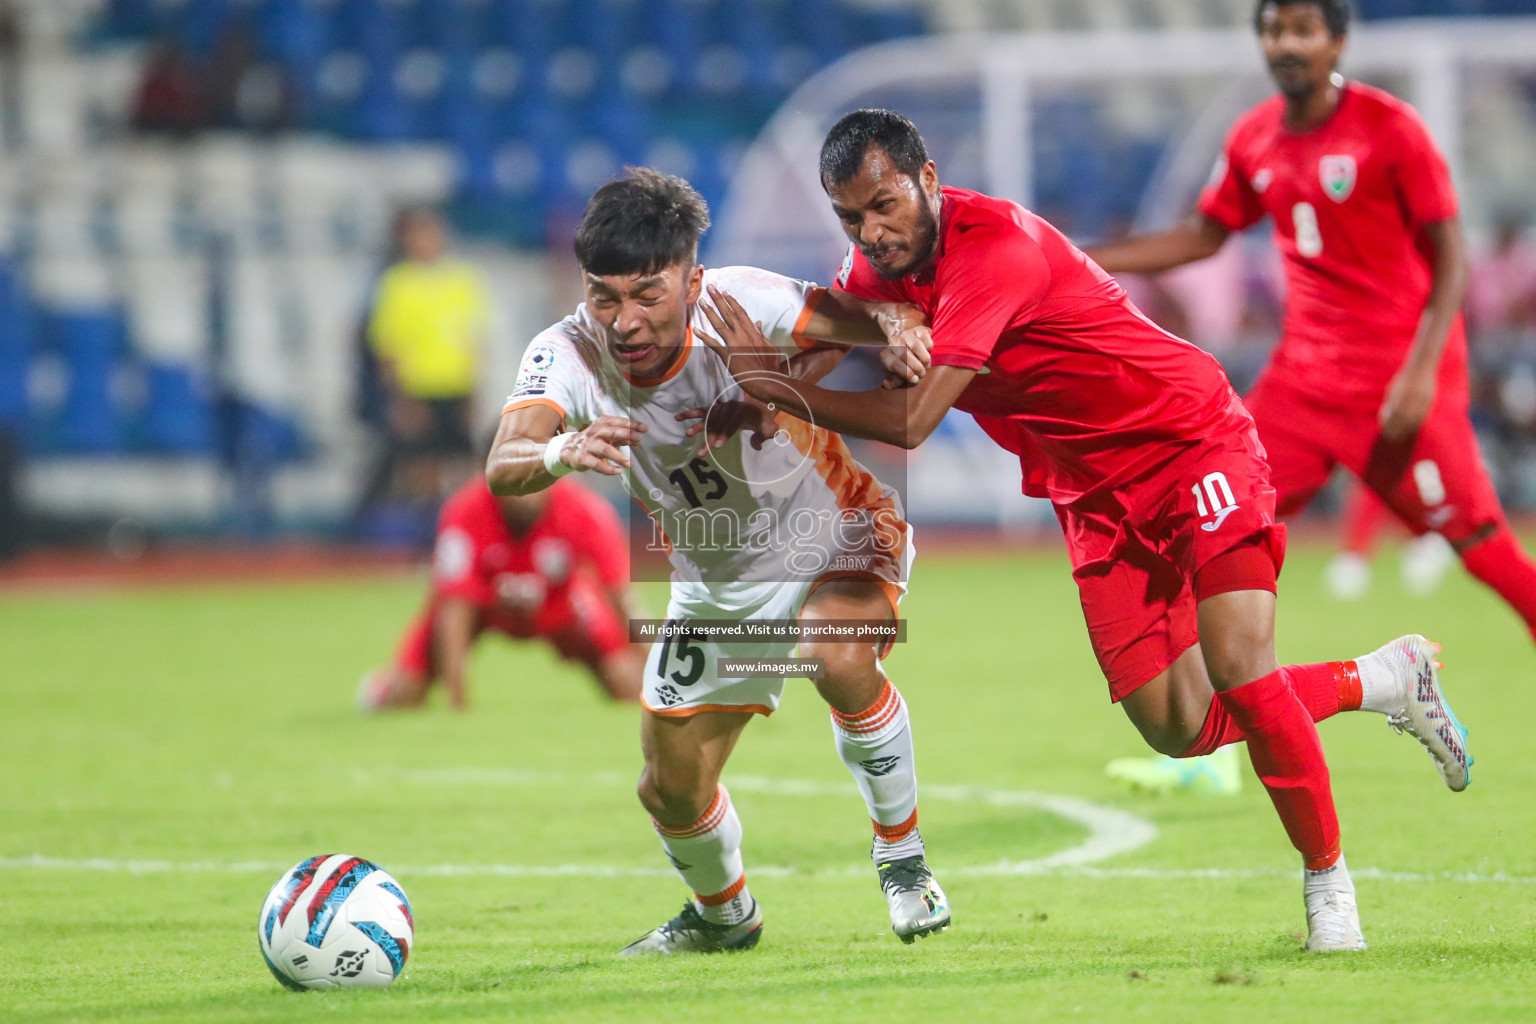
[1062,428,1286,702]
[394,573,629,680]
[1247,373,1505,545]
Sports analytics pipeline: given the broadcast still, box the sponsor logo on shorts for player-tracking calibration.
[1192,471,1240,533]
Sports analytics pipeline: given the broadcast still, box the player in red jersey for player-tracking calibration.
[697,107,1472,951]
[1088,0,1522,798]
[357,475,645,711]
[1089,0,1536,640]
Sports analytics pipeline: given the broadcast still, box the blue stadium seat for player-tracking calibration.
[647,0,709,92]
[99,0,163,40]
[577,0,641,62]
[49,310,129,454]
[583,94,652,164]
[0,262,31,430]
[1354,0,1417,17]
[353,57,412,140]
[142,362,214,455]
[256,0,328,65]
[854,5,927,42]
[784,0,849,64]
[176,0,238,59]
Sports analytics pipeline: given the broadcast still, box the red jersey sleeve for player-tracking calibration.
[432,497,496,607]
[927,225,1050,371]
[1387,105,1458,227]
[556,483,630,590]
[1197,126,1265,233]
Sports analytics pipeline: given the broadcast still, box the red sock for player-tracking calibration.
[1459,527,1536,640]
[1216,670,1341,871]
[1285,661,1362,720]
[1179,662,1361,757]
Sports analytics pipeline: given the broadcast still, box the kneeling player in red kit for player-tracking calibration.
[699,108,1473,952]
[357,475,645,711]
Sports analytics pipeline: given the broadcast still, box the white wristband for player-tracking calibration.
[542,433,577,477]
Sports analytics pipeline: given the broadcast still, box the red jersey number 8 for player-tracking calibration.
[1292,201,1323,258]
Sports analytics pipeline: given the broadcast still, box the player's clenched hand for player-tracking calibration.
[697,285,793,400]
[875,303,931,389]
[676,399,780,456]
[554,415,646,476]
[1379,364,1436,441]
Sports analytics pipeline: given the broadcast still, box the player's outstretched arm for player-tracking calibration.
[486,404,645,496]
[800,289,932,386]
[1380,216,1469,441]
[699,289,972,450]
[1085,213,1231,275]
[433,596,478,712]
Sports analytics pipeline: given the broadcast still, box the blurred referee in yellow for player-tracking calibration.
[354,206,490,537]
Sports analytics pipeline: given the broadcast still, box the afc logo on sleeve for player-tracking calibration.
[836,245,854,288]
[512,342,556,398]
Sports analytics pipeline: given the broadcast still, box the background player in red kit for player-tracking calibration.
[357,475,645,711]
[698,107,1471,952]
[1089,0,1536,649]
[1088,0,1533,795]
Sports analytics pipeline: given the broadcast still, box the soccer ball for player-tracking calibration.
[257,854,414,991]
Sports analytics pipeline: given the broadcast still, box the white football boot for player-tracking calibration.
[1366,635,1473,791]
[1304,854,1367,952]
[1305,888,1368,952]
[876,854,951,943]
[617,901,763,955]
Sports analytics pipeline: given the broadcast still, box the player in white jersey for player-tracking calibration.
[487,168,950,952]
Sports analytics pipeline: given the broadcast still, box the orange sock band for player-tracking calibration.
[653,787,727,840]
[832,681,901,735]
[872,807,918,842]
[696,874,747,906]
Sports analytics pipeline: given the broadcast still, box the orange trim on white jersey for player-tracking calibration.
[641,698,776,718]
[792,287,829,350]
[621,328,693,388]
[779,417,908,567]
[501,397,568,424]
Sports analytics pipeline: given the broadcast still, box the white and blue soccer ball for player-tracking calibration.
[257,854,414,991]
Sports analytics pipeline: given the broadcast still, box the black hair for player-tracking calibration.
[573,167,711,276]
[819,108,929,190]
[1254,0,1350,38]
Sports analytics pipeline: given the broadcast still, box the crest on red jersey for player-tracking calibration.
[1319,155,1357,202]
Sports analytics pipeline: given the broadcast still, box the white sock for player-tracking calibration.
[1304,851,1356,895]
[652,786,754,926]
[1355,649,1406,715]
[830,680,925,865]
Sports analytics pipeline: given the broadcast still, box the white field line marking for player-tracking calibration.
[2,855,1531,886]
[6,770,1529,884]
[370,768,1157,873]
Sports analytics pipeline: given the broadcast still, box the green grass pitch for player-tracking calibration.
[3,542,1535,1022]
